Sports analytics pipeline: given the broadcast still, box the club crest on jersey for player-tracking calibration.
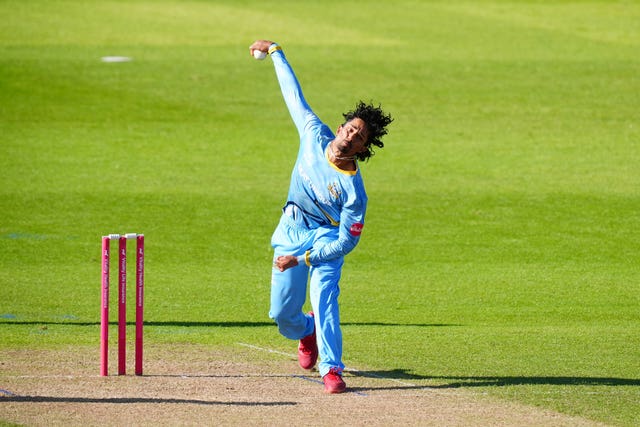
[327,183,341,199]
[349,222,364,236]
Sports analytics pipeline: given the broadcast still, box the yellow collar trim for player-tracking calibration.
[326,147,358,176]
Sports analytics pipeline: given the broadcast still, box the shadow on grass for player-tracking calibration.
[0,395,296,406]
[0,321,459,328]
[350,368,640,391]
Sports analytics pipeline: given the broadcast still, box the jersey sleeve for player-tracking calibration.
[270,45,324,137]
[308,191,367,264]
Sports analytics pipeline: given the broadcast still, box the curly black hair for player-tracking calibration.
[342,101,393,162]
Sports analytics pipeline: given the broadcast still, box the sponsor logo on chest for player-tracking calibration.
[327,182,341,199]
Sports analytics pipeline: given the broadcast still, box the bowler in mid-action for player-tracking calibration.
[250,39,393,394]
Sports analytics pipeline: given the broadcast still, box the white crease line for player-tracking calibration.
[1,375,90,379]
[237,342,296,358]
[344,367,416,387]
[237,342,416,387]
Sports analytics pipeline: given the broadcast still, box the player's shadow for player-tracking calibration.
[0,395,296,406]
[0,320,459,327]
[139,321,456,327]
[349,369,640,391]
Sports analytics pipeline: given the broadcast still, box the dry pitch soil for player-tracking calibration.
[0,344,604,426]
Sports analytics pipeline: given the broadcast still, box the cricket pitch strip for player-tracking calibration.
[0,344,603,426]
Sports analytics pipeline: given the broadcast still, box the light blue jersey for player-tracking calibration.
[271,47,367,265]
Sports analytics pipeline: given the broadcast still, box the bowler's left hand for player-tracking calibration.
[274,255,298,272]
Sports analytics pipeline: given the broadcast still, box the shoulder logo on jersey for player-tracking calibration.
[349,223,364,236]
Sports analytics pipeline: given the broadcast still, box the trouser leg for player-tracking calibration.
[269,216,315,339]
[269,260,313,339]
[309,257,344,377]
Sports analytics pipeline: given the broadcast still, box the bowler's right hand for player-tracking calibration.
[249,39,274,57]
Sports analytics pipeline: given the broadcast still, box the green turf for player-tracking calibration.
[1,0,639,425]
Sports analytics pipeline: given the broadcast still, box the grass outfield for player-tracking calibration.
[1,0,639,425]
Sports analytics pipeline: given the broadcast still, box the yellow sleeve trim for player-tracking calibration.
[305,251,311,266]
[268,45,282,55]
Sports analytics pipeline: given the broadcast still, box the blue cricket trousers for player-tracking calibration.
[269,213,345,377]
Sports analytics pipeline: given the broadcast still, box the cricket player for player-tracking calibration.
[250,39,392,393]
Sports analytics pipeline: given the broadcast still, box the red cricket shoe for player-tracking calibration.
[298,313,318,370]
[323,368,346,394]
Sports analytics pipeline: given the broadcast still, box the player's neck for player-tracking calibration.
[327,143,357,171]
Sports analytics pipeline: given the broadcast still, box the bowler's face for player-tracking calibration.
[335,118,369,157]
